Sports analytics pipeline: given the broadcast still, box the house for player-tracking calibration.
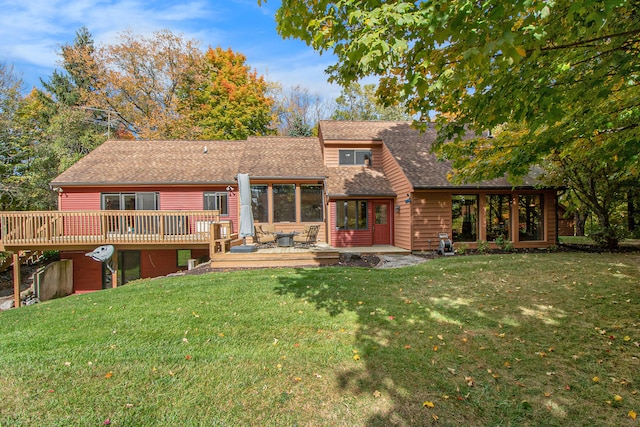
[0,121,559,294]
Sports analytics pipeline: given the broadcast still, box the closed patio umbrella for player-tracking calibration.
[232,173,257,252]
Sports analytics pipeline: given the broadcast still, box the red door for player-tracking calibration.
[373,201,391,245]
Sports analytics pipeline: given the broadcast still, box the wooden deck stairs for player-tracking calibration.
[210,246,340,269]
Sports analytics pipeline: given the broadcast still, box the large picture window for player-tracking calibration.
[204,192,228,216]
[339,149,372,166]
[273,184,296,222]
[486,194,511,241]
[452,195,478,242]
[336,200,368,230]
[251,185,268,223]
[519,195,544,241]
[301,184,324,222]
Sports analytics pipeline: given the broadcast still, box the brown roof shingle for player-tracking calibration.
[52,137,326,186]
[321,121,538,189]
[325,167,396,197]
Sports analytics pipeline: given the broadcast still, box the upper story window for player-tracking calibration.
[204,192,228,216]
[339,149,372,166]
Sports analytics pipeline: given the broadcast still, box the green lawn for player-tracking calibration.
[1,252,638,426]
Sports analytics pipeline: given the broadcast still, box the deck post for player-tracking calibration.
[111,249,118,288]
[13,253,20,308]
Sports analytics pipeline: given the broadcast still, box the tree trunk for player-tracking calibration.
[574,211,587,236]
[594,210,619,250]
[629,190,637,234]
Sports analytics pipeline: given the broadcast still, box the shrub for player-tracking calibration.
[476,240,489,254]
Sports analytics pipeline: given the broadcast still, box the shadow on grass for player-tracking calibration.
[272,265,543,426]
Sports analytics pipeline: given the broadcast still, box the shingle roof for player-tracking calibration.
[319,120,413,141]
[52,137,325,186]
[325,167,396,197]
[240,137,326,179]
[321,121,538,189]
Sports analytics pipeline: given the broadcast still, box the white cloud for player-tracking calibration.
[0,0,340,99]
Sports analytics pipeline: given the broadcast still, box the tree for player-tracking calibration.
[87,29,204,139]
[0,62,27,209]
[268,83,327,136]
[332,82,411,121]
[182,47,274,140]
[271,0,639,247]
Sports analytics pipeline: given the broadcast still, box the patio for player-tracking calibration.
[209,243,409,269]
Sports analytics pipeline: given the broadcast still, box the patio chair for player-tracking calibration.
[294,225,319,248]
[254,225,276,247]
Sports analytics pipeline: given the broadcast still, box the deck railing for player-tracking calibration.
[0,210,223,250]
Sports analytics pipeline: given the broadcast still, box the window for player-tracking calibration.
[102,192,158,210]
[336,200,368,230]
[452,195,478,242]
[339,149,372,166]
[204,192,228,215]
[177,249,192,267]
[486,194,511,241]
[102,192,159,234]
[518,194,544,241]
[273,184,296,222]
[251,185,268,223]
[301,184,324,222]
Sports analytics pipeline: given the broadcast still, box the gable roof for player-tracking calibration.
[51,137,324,187]
[320,120,538,189]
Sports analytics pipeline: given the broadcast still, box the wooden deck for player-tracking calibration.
[0,210,223,251]
[210,245,340,269]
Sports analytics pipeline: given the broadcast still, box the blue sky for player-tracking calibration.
[0,0,343,99]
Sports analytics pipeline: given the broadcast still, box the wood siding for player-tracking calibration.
[381,144,413,250]
[61,251,103,292]
[410,189,558,251]
[328,200,374,247]
[323,143,383,168]
[412,192,451,252]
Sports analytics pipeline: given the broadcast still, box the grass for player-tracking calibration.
[0,252,639,426]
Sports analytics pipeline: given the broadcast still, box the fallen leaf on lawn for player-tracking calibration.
[623,336,631,342]
[447,367,456,375]
[433,345,439,351]
[104,371,113,379]
[185,355,192,360]
[629,410,637,420]
[182,337,189,343]
[423,401,435,408]
[614,395,623,402]
[592,376,600,382]
[353,354,361,361]
[294,377,302,382]
[465,376,474,387]
[504,361,511,368]
[373,390,381,398]
[404,345,411,349]
[432,414,439,421]
[437,334,444,340]
[64,362,71,367]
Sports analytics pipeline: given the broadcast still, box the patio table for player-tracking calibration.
[274,231,298,247]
